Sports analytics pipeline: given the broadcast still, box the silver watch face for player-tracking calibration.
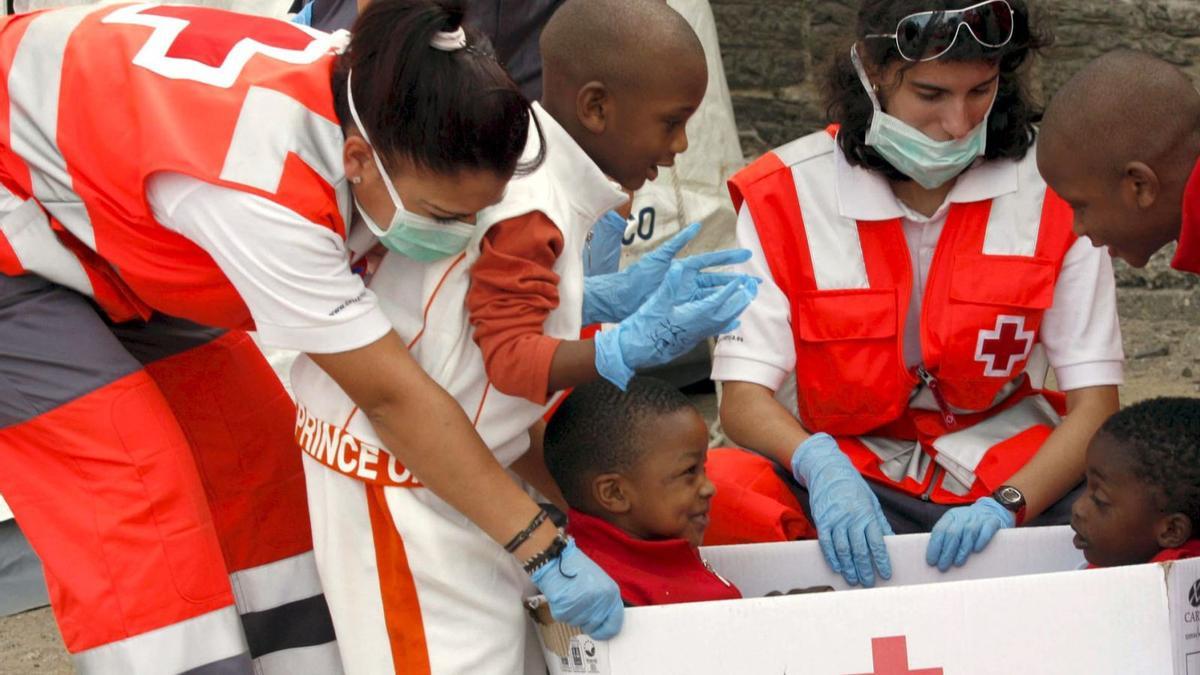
[998,486,1023,504]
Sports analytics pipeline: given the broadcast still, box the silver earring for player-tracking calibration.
[350,176,362,185]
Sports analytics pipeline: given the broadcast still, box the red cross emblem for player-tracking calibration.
[847,636,943,675]
[103,3,335,88]
[974,315,1034,378]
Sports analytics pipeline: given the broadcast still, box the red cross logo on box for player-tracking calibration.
[847,636,943,675]
[103,3,335,88]
[974,315,1034,378]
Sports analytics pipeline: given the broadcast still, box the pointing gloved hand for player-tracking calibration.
[593,258,758,389]
[530,538,624,640]
[582,210,629,278]
[925,496,1014,572]
[582,221,753,325]
[791,433,894,588]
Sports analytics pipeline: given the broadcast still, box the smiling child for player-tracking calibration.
[543,377,742,606]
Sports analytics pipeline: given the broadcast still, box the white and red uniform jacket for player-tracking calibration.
[718,128,1117,503]
[0,2,349,327]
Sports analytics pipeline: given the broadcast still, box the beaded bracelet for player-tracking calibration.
[523,533,568,575]
[503,508,549,553]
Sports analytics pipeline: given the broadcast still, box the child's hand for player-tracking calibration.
[582,221,752,324]
[594,260,758,389]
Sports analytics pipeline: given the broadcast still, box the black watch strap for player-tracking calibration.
[993,485,1027,525]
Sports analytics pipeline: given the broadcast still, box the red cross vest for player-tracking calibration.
[0,3,348,326]
[729,129,1075,503]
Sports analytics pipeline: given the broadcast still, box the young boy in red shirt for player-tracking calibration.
[543,377,742,606]
[1071,398,1200,567]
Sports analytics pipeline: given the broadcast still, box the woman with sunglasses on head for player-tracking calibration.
[711,0,1122,587]
[0,0,626,672]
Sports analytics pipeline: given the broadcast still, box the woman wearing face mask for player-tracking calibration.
[710,0,1123,587]
[0,0,622,672]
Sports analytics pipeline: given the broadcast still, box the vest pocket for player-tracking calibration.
[941,254,1056,409]
[791,288,905,435]
[947,254,1056,309]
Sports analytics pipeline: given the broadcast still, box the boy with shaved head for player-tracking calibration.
[1038,50,1200,272]
[466,0,755,415]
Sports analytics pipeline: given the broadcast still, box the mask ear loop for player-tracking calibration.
[345,69,409,213]
[850,44,885,114]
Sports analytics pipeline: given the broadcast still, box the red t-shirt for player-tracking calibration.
[1150,539,1200,563]
[1171,158,1200,274]
[567,508,742,607]
[1087,540,1200,569]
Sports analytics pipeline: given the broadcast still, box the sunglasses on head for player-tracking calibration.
[865,0,1015,62]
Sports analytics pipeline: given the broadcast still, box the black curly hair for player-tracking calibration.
[1101,397,1200,524]
[544,377,695,509]
[825,0,1051,183]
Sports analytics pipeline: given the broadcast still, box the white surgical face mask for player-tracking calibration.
[346,70,475,262]
[851,45,994,190]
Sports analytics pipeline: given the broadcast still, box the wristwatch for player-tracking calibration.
[992,485,1027,526]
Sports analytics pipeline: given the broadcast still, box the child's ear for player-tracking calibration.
[1156,513,1193,549]
[1121,161,1161,211]
[576,81,610,135]
[593,473,632,514]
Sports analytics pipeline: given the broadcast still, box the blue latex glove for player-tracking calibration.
[594,260,758,389]
[290,0,313,25]
[530,538,624,640]
[925,496,1014,572]
[791,433,894,587]
[583,210,628,278]
[582,221,753,325]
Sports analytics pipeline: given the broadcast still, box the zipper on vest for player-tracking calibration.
[920,465,943,502]
[915,365,958,429]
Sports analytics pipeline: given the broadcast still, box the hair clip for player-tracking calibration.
[430,26,467,52]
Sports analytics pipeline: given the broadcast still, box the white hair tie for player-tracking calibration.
[430,26,467,51]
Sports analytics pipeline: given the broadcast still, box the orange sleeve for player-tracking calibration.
[467,211,565,405]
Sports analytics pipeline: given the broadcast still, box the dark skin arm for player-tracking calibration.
[546,339,600,395]
[309,330,557,561]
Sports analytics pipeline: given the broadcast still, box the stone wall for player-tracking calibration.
[709,0,1200,287]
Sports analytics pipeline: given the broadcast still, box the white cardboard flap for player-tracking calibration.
[1166,557,1200,674]
[700,525,1086,596]
[595,562,1171,674]
[534,527,1181,675]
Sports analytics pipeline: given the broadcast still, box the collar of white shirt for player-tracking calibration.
[834,142,1020,224]
[530,101,627,218]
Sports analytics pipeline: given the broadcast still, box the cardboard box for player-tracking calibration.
[529,526,1200,674]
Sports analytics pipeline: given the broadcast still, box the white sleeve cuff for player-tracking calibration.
[256,305,393,354]
[1054,360,1125,391]
[711,355,789,392]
